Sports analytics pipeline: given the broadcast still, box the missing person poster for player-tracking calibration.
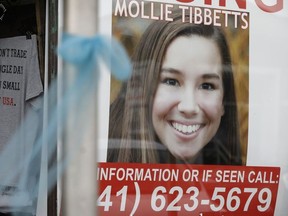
[97,0,288,215]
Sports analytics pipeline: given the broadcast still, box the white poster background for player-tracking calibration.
[246,1,288,215]
[98,0,288,215]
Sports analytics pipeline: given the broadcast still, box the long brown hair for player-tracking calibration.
[108,12,242,165]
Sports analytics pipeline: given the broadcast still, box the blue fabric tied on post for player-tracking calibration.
[58,33,132,81]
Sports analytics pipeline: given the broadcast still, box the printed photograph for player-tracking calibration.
[107,0,249,165]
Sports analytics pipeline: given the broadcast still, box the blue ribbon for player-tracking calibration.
[58,33,132,81]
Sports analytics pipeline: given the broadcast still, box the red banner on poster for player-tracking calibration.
[97,163,280,215]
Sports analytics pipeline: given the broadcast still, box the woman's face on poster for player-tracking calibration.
[152,35,225,162]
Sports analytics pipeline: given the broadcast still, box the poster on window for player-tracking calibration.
[96,0,288,215]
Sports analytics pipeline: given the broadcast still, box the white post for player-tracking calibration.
[62,1,98,216]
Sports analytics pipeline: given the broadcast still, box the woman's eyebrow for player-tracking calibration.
[161,68,221,79]
[161,67,221,81]
[202,73,221,80]
[161,67,181,74]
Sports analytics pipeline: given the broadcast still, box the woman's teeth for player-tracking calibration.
[172,122,201,134]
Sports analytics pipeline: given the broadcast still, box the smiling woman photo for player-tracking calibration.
[107,11,242,165]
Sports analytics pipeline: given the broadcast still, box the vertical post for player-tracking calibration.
[57,1,64,216]
[62,1,98,216]
[36,1,49,215]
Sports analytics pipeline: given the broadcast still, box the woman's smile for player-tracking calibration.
[171,121,202,135]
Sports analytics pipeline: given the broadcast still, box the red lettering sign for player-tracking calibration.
[98,163,280,215]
